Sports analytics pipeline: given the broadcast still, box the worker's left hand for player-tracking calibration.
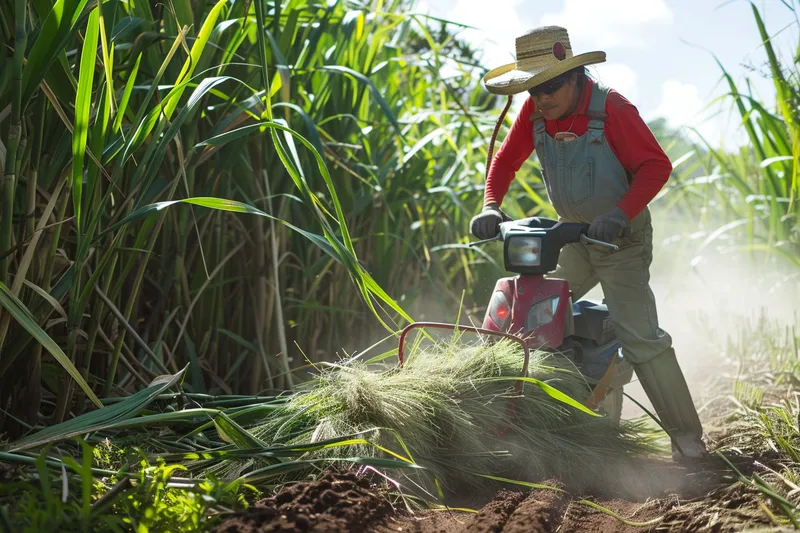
[588,207,629,243]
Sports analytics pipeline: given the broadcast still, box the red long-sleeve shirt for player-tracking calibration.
[484,78,672,221]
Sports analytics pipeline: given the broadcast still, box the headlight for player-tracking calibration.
[507,236,542,266]
[526,296,560,331]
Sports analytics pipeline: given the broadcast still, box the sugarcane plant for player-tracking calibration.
[0,0,551,438]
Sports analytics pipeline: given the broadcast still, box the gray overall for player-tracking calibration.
[532,82,704,454]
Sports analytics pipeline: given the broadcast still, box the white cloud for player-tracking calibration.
[414,0,527,70]
[591,63,638,102]
[649,79,703,128]
[540,0,673,50]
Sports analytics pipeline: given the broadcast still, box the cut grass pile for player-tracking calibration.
[229,337,664,496]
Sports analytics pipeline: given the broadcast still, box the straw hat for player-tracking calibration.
[483,26,606,95]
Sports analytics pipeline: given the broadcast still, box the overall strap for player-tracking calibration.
[586,83,609,143]
[529,110,546,134]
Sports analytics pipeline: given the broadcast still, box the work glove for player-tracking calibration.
[470,204,505,240]
[588,207,629,243]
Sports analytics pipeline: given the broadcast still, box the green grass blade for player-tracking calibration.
[483,376,601,417]
[272,102,324,154]
[472,472,565,492]
[113,27,187,164]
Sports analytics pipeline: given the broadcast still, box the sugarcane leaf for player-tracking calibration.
[21,0,91,104]
[213,412,269,449]
[7,366,188,452]
[0,282,102,411]
[318,65,402,136]
[97,1,115,115]
[71,5,101,230]
[88,408,222,432]
[179,404,286,439]
[760,156,794,168]
[240,460,322,483]
[182,332,206,394]
[113,52,142,133]
[23,280,67,319]
[217,329,259,354]
[342,457,423,469]
[163,0,228,119]
[240,456,420,484]
[99,197,339,261]
[272,103,325,154]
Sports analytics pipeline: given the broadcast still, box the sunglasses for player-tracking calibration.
[528,75,569,97]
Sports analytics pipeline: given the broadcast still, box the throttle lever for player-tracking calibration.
[468,234,502,247]
[580,234,619,251]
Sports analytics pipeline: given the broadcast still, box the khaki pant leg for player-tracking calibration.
[547,242,599,300]
[588,224,704,446]
[586,224,669,365]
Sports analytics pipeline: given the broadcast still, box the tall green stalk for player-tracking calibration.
[265,169,292,389]
[1,0,26,289]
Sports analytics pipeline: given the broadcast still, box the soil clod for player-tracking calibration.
[216,471,392,533]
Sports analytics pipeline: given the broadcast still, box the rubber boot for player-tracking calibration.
[632,348,707,462]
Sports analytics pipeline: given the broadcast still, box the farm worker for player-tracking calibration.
[470,26,707,461]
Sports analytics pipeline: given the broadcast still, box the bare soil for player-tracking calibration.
[215,471,393,533]
[373,454,782,533]
[215,452,786,533]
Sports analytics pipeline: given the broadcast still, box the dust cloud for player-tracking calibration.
[616,213,800,420]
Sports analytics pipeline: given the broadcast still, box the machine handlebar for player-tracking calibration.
[471,216,619,251]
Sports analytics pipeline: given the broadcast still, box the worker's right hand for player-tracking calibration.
[470,205,504,240]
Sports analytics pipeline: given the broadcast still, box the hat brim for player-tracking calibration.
[482,52,607,95]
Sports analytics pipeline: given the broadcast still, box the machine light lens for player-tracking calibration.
[526,296,560,331]
[488,291,511,330]
[507,236,542,266]
[496,303,509,320]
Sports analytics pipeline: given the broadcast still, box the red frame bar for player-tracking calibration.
[396,322,531,393]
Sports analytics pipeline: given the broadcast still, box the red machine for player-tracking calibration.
[398,216,633,421]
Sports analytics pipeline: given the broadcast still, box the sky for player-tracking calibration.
[412,0,798,149]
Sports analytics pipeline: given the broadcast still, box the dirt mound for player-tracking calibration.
[375,483,569,533]
[216,471,392,533]
[462,489,525,532]
[217,458,779,533]
[374,461,776,533]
